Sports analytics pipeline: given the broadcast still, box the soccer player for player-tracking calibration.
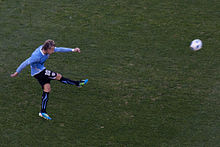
[11,40,88,120]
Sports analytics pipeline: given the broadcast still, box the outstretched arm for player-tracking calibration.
[11,57,31,77]
[55,47,81,53]
[11,56,39,77]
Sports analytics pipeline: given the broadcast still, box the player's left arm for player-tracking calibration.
[54,47,80,53]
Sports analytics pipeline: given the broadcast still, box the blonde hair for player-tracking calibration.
[42,40,55,50]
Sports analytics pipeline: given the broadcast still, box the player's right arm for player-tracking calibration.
[11,56,38,77]
[11,57,31,77]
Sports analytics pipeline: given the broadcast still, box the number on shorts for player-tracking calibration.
[45,70,51,76]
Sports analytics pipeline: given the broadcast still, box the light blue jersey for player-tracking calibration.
[16,45,73,76]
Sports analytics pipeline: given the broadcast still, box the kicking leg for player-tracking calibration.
[56,73,81,86]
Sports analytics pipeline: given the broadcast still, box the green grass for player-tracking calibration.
[0,0,219,146]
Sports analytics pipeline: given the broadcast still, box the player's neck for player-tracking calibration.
[42,49,47,55]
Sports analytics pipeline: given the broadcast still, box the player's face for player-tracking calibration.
[47,46,55,54]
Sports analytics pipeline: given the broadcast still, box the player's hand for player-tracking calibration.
[11,72,18,77]
[73,48,80,53]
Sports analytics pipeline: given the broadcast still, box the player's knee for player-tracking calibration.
[44,83,51,92]
[56,73,62,80]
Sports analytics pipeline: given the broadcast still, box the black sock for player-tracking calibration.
[41,91,49,113]
[59,77,79,86]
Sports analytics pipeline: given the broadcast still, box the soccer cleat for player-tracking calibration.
[39,112,52,120]
[77,79,88,88]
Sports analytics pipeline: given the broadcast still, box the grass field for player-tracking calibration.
[0,0,219,146]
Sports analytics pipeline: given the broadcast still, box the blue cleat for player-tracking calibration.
[78,79,88,88]
[39,112,52,120]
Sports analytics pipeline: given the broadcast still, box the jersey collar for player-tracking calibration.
[40,47,46,55]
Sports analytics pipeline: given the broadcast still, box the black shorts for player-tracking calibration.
[34,69,57,89]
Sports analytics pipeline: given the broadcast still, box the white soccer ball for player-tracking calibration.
[190,39,202,51]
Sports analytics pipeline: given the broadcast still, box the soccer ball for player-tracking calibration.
[190,39,202,51]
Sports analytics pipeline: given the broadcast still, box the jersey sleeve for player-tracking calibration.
[16,56,39,73]
[54,47,73,52]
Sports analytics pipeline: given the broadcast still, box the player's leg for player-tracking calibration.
[38,83,52,120]
[56,73,88,87]
[41,83,50,113]
[34,70,53,120]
